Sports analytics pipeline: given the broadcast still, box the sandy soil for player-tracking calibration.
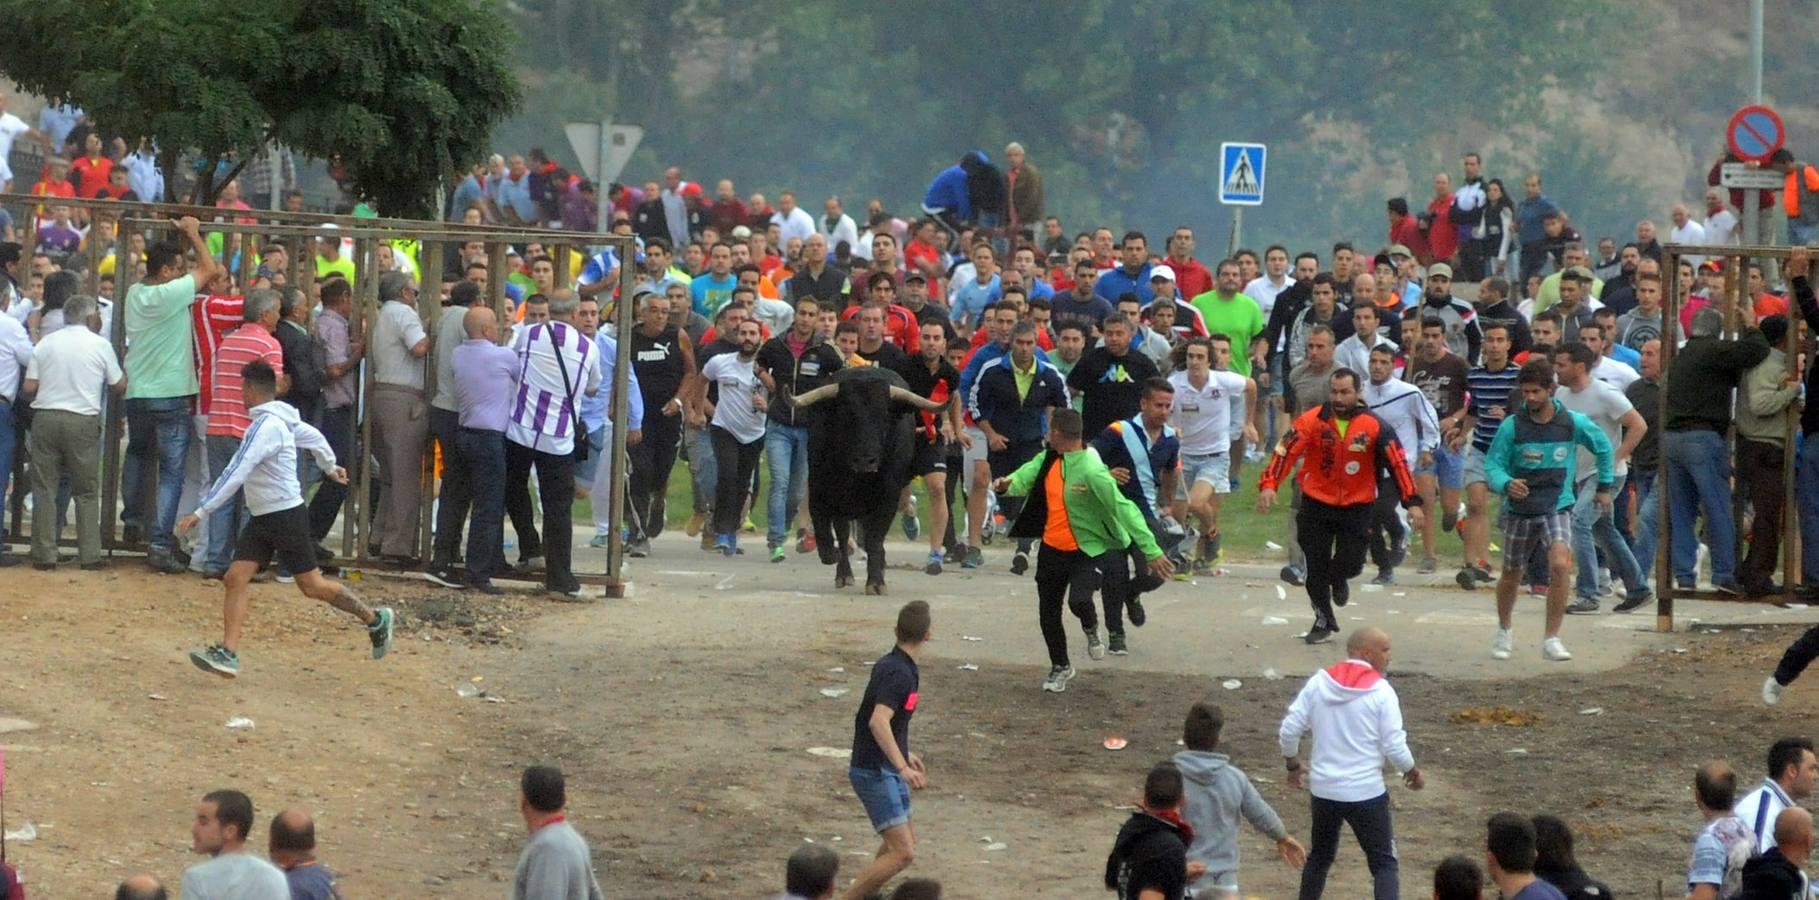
[3,561,1817,898]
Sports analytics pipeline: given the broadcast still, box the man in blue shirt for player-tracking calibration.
[1515,174,1561,295]
[575,297,644,550]
[948,241,1002,334]
[1089,377,1178,654]
[689,242,738,318]
[1094,231,1155,305]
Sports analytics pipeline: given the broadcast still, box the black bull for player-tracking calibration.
[788,366,945,593]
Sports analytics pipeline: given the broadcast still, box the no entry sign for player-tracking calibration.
[1727,104,1785,164]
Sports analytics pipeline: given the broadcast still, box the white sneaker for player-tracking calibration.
[1085,628,1107,661]
[1490,628,1513,660]
[1042,665,1077,693]
[1542,637,1572,661]
[1764,677,1785,706]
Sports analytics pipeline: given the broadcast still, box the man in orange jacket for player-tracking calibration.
[1258,367,1421,644]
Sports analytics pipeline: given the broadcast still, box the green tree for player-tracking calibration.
[0,0,520,217]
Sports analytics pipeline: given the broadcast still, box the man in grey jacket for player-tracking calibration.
[1173,702,1307,898]
[513,766,604,900]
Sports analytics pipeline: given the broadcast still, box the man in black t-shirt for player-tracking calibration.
[1067,312,1160,436]
[843,601,932,900]
[896,322,963,575]
[1106,763,1198,900]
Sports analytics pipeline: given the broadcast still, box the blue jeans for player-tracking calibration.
[1629,467,1658,574]
[1299,792,1398,900]
[1800,437,1819,584]
[764,423,809,547]
[457,428,507,583]
[1664,429,1737,584]
[1572,473,1646,598]
[122,395,194,552]
[204,435,249,573]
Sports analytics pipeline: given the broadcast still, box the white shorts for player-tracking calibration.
[1178,452,1232,497]
[962,425,989,491]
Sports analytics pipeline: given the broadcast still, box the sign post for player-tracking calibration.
[1218,142,1265,255]
[1725,104,1785,256]
[565,119,646,234]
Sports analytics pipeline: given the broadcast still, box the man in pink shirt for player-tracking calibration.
[202,289,286,577]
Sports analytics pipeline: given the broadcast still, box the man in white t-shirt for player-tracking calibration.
[1575,321,1639,391]
[0,96,45,190]
[700,318,769,555]
[1553,343,1649,614]
[1242,244,1296,316]
[181,789,289,900]
[1168,337,1254,573]
[24,294,124,568]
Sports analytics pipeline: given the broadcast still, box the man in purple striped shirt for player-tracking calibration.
[437,306,520,593]
[506,290,601,599]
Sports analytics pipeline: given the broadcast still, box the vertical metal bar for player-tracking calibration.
[605,236,635,591]
[1785,308,1802,592]
[1656,251,1680,632]
[415,235,440,562]
[99,236,140,552]
[1724,256,1746,572]
[1750,0,1765,104]
[353,238,379,561]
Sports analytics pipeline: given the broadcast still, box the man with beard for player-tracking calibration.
[1258,369,1419,644]
[700,319,769,556]
[1595,244,1643,316]
[1362,345,1439,586]
[1484,358,1614,663]
[1414,264,1482,364]
[897,321,963,575]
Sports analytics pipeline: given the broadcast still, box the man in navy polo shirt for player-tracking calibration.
[843,601,932,900]
[1094,231,1155,305]
[1091,377,1180,654]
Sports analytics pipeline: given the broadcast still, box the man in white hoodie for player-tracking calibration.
[1173,702,1306,898]
[1361,346,1439,585]
[177,361,394,679]
[1278,626,1423,900]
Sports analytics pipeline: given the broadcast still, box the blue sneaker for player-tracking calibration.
[925,551,943,576]
[716,534,737,557]
[368,607,395,660]
[901,511,921,540]
[190,644,240,678]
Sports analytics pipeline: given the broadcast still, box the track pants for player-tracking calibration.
[1035,543,1103,668]
[1298,497,1371,630]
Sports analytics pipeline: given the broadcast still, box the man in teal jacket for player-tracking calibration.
[995,408,1173,694]
[1482,357,1613,665]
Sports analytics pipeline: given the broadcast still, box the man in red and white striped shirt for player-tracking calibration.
[178,274,245,573]
[200,289,286,577]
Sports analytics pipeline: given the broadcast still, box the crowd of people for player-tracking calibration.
[9,111,1819,896]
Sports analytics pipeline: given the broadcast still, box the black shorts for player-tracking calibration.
[988,440,1044,479]
[911,438,949,477]
[234,504,318,576]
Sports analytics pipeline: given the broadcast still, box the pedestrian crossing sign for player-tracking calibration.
[1219,142,1265,206]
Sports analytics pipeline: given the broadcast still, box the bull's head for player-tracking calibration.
[792,379,943,474]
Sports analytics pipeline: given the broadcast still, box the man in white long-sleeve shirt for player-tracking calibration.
[1362,346,1438,585]
[177,361,394,679]
[1734,737,1817,851]
[1279,626,1423,900]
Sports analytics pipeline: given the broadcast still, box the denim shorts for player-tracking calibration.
[1178,451,1231,496]
[1461,445,1490,487]
[1415,443,1463,490]
[849,765,911,833]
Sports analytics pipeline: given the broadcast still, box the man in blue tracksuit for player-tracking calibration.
[956,301,1049,567]
[970,319,1068,576]
[1483,356,1613,665]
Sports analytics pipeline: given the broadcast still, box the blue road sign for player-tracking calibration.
[1219,142,1265,206]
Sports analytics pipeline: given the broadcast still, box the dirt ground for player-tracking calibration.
[4,561,1818,898]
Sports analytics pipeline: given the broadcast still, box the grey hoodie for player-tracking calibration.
[1170,750,1288,876]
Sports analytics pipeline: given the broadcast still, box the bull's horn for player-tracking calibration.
[790,383,840,408]
[889,385,946,411]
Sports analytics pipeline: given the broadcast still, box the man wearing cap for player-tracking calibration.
[1415,264,1482,364]
[1093,231,1155,305]
[899,270,949,328]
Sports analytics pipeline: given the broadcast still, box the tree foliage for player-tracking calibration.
[506,0,1639,250]
[0,0,520,217]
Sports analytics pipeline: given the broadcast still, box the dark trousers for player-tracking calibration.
[1774,625,1819,687]
[941,450,964,552]
[1739,438,1787,591]
[458,428,507,583]
[506,440,578,592]
[710,425,763,537]
[429,407,471,566]
[1519,242,1548,296]
[1365,476,1404,571]
[1299,792,1399,900]
[629,412,682,539]
[309,406,355,542]
[1035,543,1102,668]
[506,465,540,561]
[1298,498,1371,629]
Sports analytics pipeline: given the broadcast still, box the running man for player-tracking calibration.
[1166,337,1255,573]
[178,361,393,677]
[1360,345,1438,585]
[895,320,963,574]
[1457,322,1521,589]
[1483,357,1614,663]
[1092,376,1180,654]
[1258,368,1420,644]
[842,601,932,900]
[996,408,1173,691]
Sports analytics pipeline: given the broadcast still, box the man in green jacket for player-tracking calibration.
[995,408,1174,693]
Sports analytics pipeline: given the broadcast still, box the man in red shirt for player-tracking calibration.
[1164,226,1214,300]
[69,133,114,199]
[1387,198,1427,266]
[1422,174,1457,267]
[201,289,287,578]
[904,220,945,296]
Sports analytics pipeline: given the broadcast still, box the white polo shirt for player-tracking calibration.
[27,325,123,416]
